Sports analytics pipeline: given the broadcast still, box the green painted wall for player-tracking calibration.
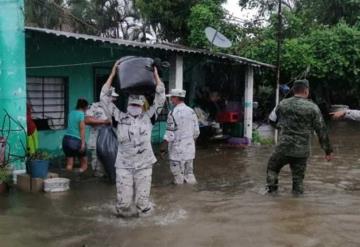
[25,31,184,154]
[0,0,27,170]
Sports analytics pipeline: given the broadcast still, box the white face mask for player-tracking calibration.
[127,105,142,116]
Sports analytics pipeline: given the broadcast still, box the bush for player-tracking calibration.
[0,166,11,183]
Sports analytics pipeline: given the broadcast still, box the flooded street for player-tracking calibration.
[1,122,360,247]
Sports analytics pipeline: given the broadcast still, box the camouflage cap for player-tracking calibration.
[293,79,309,88]
[128,94,145,106]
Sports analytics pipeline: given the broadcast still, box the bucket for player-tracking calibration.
[30,160,49,178]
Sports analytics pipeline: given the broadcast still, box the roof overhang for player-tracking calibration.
[25,26,276,69]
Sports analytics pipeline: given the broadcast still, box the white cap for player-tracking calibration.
[128,95,145,106]
[166,88,186,98]
[110,87,119,97]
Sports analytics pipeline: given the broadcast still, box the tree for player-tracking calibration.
[67,0,149,40]
[187,0,226,48]
[25,0,66,29]
[134,0,201,43]
[240,23,360,106]
[294,0,360,26]
[238,0,360,27]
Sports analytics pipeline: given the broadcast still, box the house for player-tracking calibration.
[0,3,275,173]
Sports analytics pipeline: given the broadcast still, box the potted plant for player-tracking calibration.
[27,150,51,179]
[0,165,11,194]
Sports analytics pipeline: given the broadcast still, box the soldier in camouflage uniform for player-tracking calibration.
[85,89,117,177]
[101,62,165,217]
[161,89,200,185]
[267,79,333,195]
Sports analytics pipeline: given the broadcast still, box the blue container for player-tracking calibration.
[30,160,49,178]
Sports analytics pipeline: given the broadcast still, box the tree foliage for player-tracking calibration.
[239,0,360,26]
[134,0,200,43]
[241,22,360,105]
[187,0,240,48]
[25,0,151,41]
[25,0,66,29]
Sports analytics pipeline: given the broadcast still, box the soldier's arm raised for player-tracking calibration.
[102,61,119,91]
[146,67,165,118]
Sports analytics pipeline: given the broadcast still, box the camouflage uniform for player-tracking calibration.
[267,95,333,194]
[164,103,200,184]
[86,102,112,177]
[101,82,165,217]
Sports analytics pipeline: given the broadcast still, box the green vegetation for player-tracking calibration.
[24,0,360,106]
[0,166,11,183]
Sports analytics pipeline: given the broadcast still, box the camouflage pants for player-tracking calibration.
[115,167,153,217]
[90,149,105,177]
[266,153,308,194]
[170,160,197,185]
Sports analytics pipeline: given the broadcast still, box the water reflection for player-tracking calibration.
[1,122,360,246]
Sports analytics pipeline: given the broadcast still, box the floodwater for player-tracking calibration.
[1,122,360,247]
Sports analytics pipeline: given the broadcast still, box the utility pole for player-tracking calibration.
[274,0,282,144]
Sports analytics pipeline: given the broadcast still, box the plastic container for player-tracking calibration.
[44,178,70,192]
[29,160,49,178]
[117,56,156,94]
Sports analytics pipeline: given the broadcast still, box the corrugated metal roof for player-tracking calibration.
[25,26,276,69]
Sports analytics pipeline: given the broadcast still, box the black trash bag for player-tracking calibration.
[117,56,156,94]
[96,126,118,183]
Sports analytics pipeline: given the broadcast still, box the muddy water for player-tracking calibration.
[1,122,360,247]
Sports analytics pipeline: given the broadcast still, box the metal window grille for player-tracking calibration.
[26,77,68,130]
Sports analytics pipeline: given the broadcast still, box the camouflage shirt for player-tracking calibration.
[164,103,200,161]
[345,110,360,121]
[86,102,112,149]
[271,96,333,157]
[100,82,166,170]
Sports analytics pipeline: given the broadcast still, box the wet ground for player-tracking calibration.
[1,122,360,247]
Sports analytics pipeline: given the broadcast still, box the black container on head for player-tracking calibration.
[116,56,156,95]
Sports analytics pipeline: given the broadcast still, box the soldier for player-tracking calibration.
[101,61,165,217]
[85,89,116,177]
[161,89,200,185]
[267,79,333,195]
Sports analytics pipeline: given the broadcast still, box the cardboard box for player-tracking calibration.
[31,178,44,192]
[16,172,59,192]
[17,174,31,192]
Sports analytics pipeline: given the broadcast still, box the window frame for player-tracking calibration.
[26,76,69,131]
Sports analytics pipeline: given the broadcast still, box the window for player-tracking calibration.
[26,77,68,130]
